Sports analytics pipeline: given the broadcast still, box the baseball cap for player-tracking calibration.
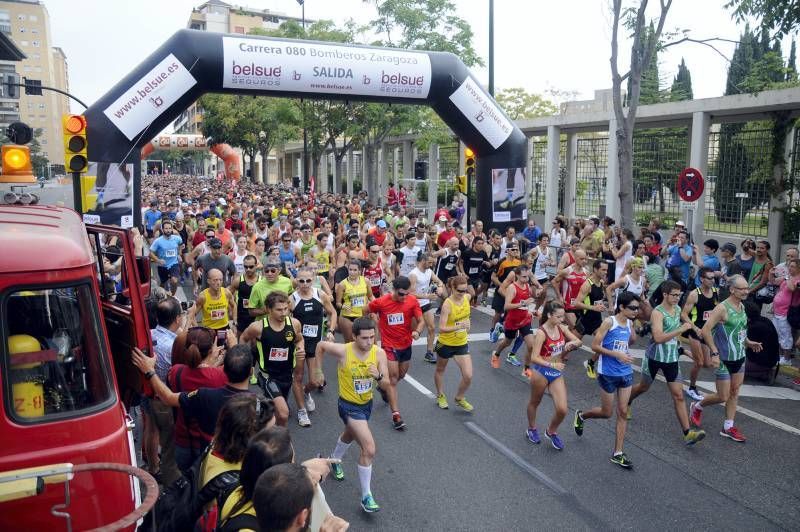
[438,215,447,222]
[721,242,737,254]
[377,219,387,228]
[675,220,686,227]
[208,238,223,249]
[264,258,281,269]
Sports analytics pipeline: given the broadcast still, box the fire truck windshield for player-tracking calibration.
[3,284,114,421]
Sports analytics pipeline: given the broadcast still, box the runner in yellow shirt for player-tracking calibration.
[336,260,374,341]
[434,275,474,412]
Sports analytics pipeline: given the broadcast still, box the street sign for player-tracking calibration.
[735,192,749,198]
[677,167,704,202]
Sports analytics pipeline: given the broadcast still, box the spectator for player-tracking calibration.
[772,258,799,366]
[693,238,721,287]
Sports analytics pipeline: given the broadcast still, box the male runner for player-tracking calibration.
[491,265,537,375]
[367,276,424,430]
[680,266,718,401]
[190,268,236,336]
[240,291,305,427]
[149,219,184,296]
[573,260,609,379]
[551,248,588,337]
[317,317,389,513]
[627,281,706,445]
[574,291,638,468]
[691,275,763,442]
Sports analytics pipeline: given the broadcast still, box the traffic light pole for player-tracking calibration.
[71,171,82,213]
[6,82,88,109]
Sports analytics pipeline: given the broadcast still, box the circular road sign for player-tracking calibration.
[677,167,704,202]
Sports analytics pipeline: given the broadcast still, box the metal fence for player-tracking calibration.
[530,138,566,215]
[631,129,687,225]
[576,136,608,218]
[706,127,772,237]
[786,128,800,243]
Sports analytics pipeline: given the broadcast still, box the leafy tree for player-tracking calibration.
[495,88,558,120]
[726,0,800,39]
[669,58,694,100]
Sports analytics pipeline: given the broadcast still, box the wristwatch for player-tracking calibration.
[710,352,720,358]
[375,373,383,381]
[144,370,156,380]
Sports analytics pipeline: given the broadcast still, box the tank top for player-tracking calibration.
[311,247,330,274]
[504,282,532,330]
[278,245,296,267]
[691,287,718,327]
[232,250,248,274]
[341,276,369,318]
[338,342,378,405]
[201,288,229,329]
[363,259,384,297]
[615,274,644,307]
[435,250,459,281]
[398,246,420,277]
[534,246,550,280]
[439,296,470,346]
[463,249,486,279]
[562,267,587,310]
[256,316,296,379]
[597,317,633,376]
[648,305,680,363]
[713,300,747,361]
[550,228,563,248]
[615,242,633,281]
[409,267,434,307]
[236,274,260,328]
[292,289,324,344]
[538,325,565,360]
[300,239,314,258]
[582,277,605,324]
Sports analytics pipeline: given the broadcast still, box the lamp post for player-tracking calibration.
[297,0,308,191]
[488,0,494,96]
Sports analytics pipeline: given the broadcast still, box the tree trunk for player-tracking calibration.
[260,147,269,184]
[617,125,635,229]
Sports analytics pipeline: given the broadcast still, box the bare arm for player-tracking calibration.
[321,292,339,335]
[190,292,205,326]
[130,348,180,407]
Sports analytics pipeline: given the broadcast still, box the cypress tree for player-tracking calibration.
[669,58,693,101]
[787,40,797,81]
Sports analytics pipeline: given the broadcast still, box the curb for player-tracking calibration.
[778,364,799,378]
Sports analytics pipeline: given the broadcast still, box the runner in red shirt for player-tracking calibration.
[367,276,424,430]
[363,239,386,298]
[491,265,539,377]
[552,249,589,338]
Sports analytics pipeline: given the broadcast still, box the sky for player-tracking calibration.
[43,0,781,116]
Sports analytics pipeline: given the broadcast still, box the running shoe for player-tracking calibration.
[626,406,632,420]
[685,387,704,402]
[545,430,565,450]
[489,324,501,343]
[455,397,474,412]
[778,356,792,366]
[392,413,406,430]
[720,426,746,442]
[583,359,597,379]
[378,386,388,403]
[610,453,633,469]
[683,428,706,446]
[689,401,703,427]
[297,409,311,427]
[318,379,327,393]
[361,493,381,513]
[424,351,437,364]
[305,393,316,413]
[506,353,522,367]
[330,461,344,481]
[526,427,541,444]
[490,352,501,369]
[437,393,449,409]
[573,410,584,436]
[522,367,533,379]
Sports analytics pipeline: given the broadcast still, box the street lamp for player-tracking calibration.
[297,0,308,191]
[488,0,494,96]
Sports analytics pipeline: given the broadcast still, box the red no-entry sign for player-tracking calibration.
[677,167,704,202]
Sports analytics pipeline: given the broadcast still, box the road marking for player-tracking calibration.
[464,421,567,495]
[403,374,436,399]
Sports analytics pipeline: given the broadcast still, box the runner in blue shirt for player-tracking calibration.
[150,220,184,296]
[143,200,161,240]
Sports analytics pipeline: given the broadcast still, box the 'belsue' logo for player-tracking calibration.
[232,60,281,77]
[380,70,424,86]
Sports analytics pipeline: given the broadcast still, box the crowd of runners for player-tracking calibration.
[132,173,800,527]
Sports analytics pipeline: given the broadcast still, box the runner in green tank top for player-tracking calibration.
[627,281,705,446]
[691,275,764,443]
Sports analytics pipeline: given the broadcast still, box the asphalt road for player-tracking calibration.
[276,304,800,531]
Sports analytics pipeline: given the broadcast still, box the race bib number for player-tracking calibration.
[738,330,746,343]
[445,262,455,270]
[354,377,372,395]
[387,313,405,325]
[702,311,711,321]
[612,340,629,353]
[351,296,366,307]
[165,249,177,258]
[269,348,289,362]
[242,299,249,308]
[302,324,319,338]
[369,276,382,287]
[469,267,479,274]
[551,342,564,356]
[210,309,225,320]
[454,320,467,331]
[570,298,577,307]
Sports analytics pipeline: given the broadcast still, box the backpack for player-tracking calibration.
[139,446,240,532]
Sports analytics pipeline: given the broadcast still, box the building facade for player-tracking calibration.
[0,0,69,167]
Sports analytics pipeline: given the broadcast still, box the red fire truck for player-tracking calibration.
[0,203,157,530]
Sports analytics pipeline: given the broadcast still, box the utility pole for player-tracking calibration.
[298,0,309,191]
[488,0,494,96]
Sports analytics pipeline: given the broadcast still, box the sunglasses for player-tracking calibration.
[626,305,640,311]
[282,239,291,242]
[396,290,409,296]
[244,265,257,270]
[456,288,468,293]
[298,279,313,284]
[266,268,279,273]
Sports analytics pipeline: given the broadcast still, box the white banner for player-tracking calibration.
[449,77,513,149]
[222,37,432,99]
[104,54,197,140]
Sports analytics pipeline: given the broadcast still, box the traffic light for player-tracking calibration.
[80,175,98,210]
[62,114,88,173]
[464,147,476,192]
[0,144,35,183]
[455,174,467,193]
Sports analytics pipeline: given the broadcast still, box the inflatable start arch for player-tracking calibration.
[140,134,242,179]
[84,29,527,228]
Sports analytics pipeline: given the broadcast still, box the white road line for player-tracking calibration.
[403,374,436,398]
[464,421,568,495]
